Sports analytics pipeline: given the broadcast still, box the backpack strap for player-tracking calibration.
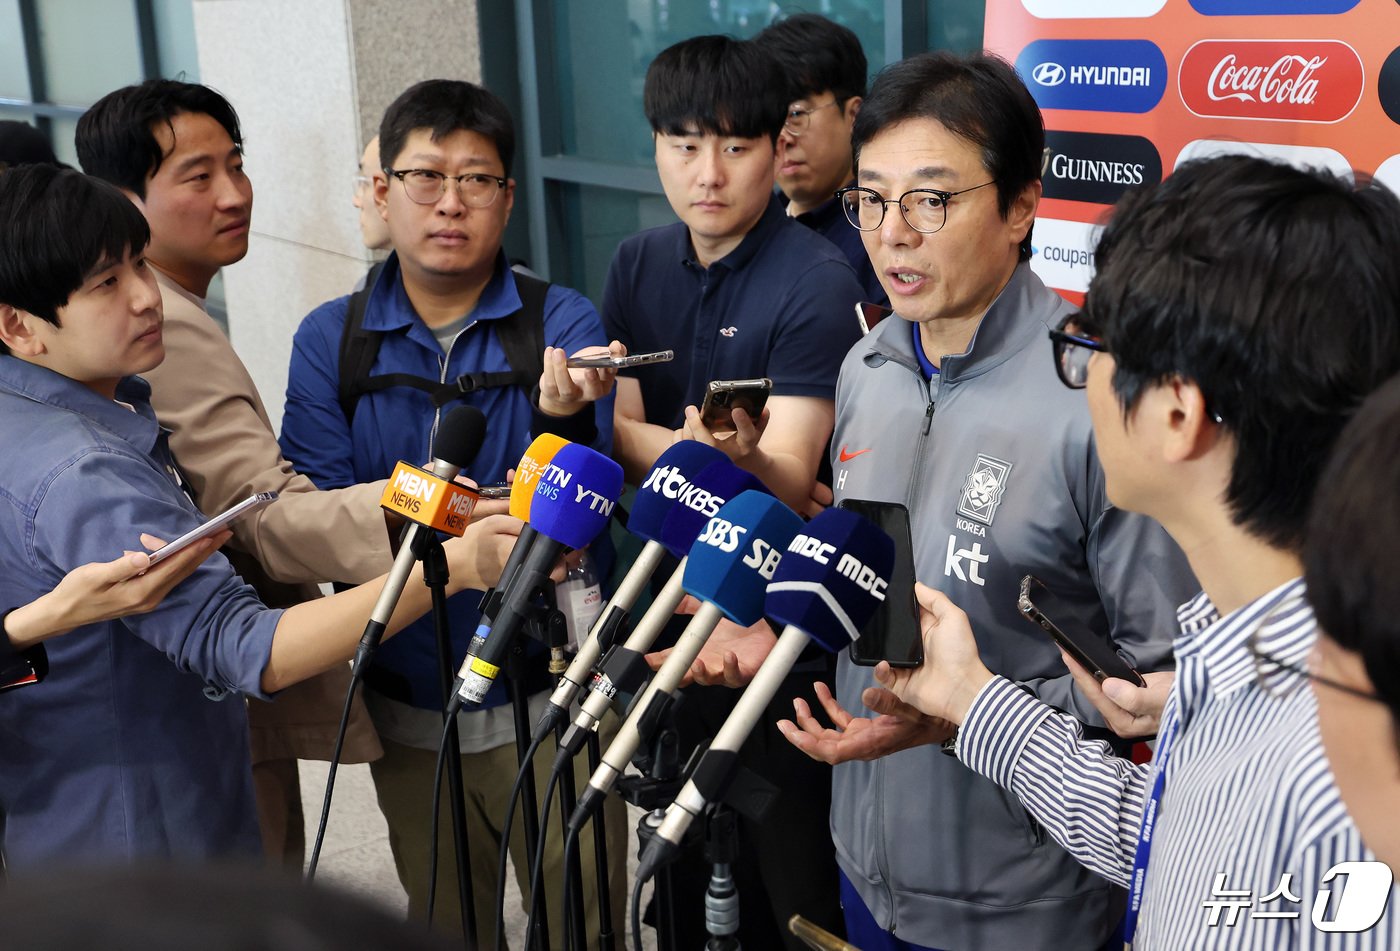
[335,263,549,424]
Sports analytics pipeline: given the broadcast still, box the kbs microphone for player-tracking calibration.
[450,442,623,710]
[568,490,802,830]
[534,442,728,741]
[475,433,571,631]
[551,459,770,756]
[352,405,488,677]
[637,508,893,875]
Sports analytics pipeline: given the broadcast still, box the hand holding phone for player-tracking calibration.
[839,499,922,668]
[566,349,673,369]
[1017,575,1146,687]
[146,492,277,567]
[698,378,773,433]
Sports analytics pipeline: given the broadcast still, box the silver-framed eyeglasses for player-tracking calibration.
[837,181,996,234]
[385,168,508,207]
[783,99,840,136]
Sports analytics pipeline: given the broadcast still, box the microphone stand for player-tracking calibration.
[618,694,687,951]
[423,535,478,950]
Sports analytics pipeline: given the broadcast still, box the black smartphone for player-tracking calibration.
[1017,575,1146,687]
[567,350,674,369]
[0,644,48,693]
[839,499,923,668]
[855,301,893,335]
[699,378,773,432]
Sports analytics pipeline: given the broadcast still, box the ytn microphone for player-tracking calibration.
[637,507,894,875]
[451,442,623,710]
[568,490,802,830]
[536,441,729,740]
[353,405,487,677]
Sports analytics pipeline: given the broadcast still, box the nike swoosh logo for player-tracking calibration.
[838,446,872,462]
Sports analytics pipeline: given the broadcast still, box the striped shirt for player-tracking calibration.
[959,578,1398,948]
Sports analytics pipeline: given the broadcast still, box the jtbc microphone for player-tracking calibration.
[475,433,571,633]
[353,405,488,677]
[638,507,893,876]
[450,442,623,710]
[568,490,802,830]
[552,458,770,756]
[536,442,728,738]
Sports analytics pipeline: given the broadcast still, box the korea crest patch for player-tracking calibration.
[957,454,1012,526]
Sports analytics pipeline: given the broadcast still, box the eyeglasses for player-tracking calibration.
[384,168,508,207]
[783,99,840,136]
[352,174,371,201]
[1048,313,1107,389]
[836,181,996,235]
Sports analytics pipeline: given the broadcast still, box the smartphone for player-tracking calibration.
[839,499,923,668]
[477,483,512,500]
[566,350,674,369]
[0,645,48,693]
[699,378,773,433]
[146,491,278,567]
[1017,575,1147,687]
[855,301,894,335]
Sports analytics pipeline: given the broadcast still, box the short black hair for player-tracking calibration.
[852,51,1044,260]
[76,79,243,199]
[753,13,867,104]
[0,120,60,169]
[644,35,787,143]
[0,164,150,354]
[1305,374,1400,723]
[378,80,515,177]
[1086,155,1400,551]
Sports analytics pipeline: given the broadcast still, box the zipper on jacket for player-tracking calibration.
[429,320,477,455]
[902,379,937,504]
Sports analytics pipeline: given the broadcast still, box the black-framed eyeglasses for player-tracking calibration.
[1048,313,1107,389]
[385,168,508,207]
[783,99,840,136]
[836,181,996,235]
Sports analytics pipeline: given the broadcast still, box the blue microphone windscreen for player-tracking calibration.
[529,442,624,549]
[765,508,895,652]
[629,442,729,544]
[683,490,802,626]
[658,460,769,558]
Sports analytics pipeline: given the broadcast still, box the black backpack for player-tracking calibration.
[336,260,549,423]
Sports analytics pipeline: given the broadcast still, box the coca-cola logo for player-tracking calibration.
[1179,40,1364,123]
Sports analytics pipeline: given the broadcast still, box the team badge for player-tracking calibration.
[957,454,1013,525]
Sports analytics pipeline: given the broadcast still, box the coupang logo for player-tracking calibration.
[1179,40,1364,123]
[1016,39,1167,114]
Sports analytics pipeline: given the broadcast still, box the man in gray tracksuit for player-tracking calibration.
[778,52,1194,951]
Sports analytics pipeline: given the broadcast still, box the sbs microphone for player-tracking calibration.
[553,459,770,756]
[639,507,893,872]
[568,490,802,830]
[451,442,623,709]
[537,442,728,740]
[352,405,488,677]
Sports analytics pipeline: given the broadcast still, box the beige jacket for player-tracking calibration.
[144,269,387,764]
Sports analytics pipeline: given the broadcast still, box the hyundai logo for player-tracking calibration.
[1033,62,1068,86]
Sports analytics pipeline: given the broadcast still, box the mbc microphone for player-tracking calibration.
[568,490,802,830]
[637,507,894,876]
[352,405,488,677]
[475,433,571,632]
[450,442,623,710]
[553,459,770,757]
[535,442,729,740]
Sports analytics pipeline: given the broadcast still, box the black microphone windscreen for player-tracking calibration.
[434,405,488,469]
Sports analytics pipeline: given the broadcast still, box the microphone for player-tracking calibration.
[568,490,802,830]
[534,442,729,740]
[550,458,770,755]
[474,433,572,633]
[637,507,894,876]
[352,405,488,677]
[450,442,623,710]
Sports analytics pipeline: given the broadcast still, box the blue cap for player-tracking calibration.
[658,460,769,558]
[529,442,624,549]
[765,507,894,652]
[630,442,729,544]
[682,490,802,626]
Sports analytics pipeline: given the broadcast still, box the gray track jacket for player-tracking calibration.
[828,264,1196,950]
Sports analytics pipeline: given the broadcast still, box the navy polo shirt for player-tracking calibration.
[782,189,888,307]
[602,193,865,430]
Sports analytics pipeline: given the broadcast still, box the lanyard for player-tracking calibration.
[1122,718,1181,950]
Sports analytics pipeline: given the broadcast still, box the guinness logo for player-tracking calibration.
[1380,46,1400,127]
[1042,130,1162,205]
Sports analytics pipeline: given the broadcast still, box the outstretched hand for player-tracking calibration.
[776,680,955,764]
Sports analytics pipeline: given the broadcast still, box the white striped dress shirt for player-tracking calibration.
[958,578,1397,948]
